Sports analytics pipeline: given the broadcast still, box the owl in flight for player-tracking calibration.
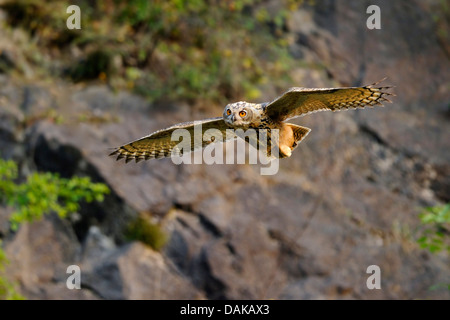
[110,79,393,162]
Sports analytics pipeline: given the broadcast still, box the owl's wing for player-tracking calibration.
[109,117,235,163]
[264,79,394,122]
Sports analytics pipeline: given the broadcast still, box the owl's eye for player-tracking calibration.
[239,110,247,117]
[226,109,231,116]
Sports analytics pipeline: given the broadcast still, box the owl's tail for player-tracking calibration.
[288,124,311,148]
[277,123,311,159]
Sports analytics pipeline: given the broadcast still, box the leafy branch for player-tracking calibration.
[417,203,450,254]
[0,159,109,230]
[0,158,110,299]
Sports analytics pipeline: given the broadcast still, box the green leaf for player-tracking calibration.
[416,203,450,255]
[0,159,109,229]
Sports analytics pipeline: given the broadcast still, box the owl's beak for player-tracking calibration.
[223,113,235,126]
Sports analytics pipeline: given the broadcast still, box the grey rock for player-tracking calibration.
[82,242,204,300]
[0,49,16,73]
[0,205,12,236]
[79,226,116,267]
[4,216,82,299]
[0,0,448,300]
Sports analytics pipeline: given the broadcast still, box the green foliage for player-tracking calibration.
[68,49,113,82]
[113,0,298,103]
[0,158,110,230]
[0,0,70,40]
[416,203,450,254]
[0,0,305,104]
[125,215,168,251]
[429,282,450,291]
[0,158,110,299]
[0,241,25,300]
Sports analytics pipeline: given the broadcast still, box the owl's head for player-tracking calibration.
[223,102,261,128]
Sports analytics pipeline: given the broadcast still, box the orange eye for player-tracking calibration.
[226,109,231,116]
[239,110,247,117]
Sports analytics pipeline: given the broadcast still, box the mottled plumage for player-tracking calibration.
[110,79,394,162]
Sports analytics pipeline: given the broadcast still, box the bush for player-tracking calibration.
[0,159,110,230]
[0,0,303,104]
[125,215,168,251]
[0,241,25,300]
[0,158,110,299]
[416,203,450,254]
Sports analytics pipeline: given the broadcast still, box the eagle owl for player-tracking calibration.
[110,79,393,162]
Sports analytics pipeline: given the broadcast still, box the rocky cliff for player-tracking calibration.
[0,0,449,299]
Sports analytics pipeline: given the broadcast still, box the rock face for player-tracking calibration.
[0,1,449,299]
[81,240,204,300]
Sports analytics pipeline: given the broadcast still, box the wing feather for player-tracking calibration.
[109,117,235,163]
[264,79,394,122]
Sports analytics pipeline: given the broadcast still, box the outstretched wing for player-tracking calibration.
[264,79,394,122]
[109,117,234,163]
